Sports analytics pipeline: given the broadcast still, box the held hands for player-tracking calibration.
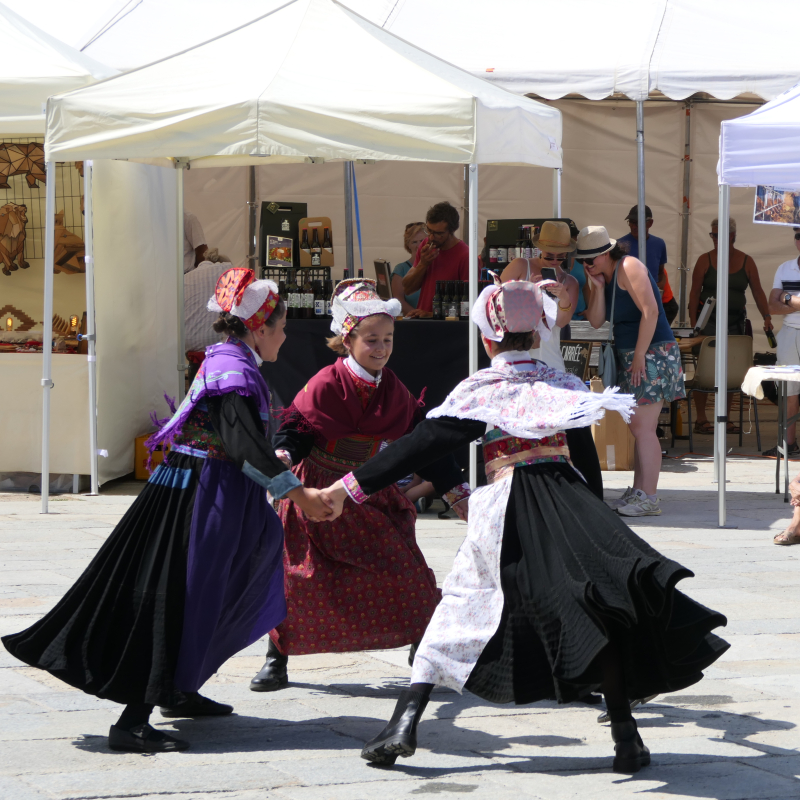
[627,352,647,388]
[287,486,334,522]
[319,480,349,522]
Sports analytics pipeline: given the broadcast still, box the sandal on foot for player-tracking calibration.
[693,420,714,434]
[726,423,741,434]
[774,528,800,546]
[763,442,800,458]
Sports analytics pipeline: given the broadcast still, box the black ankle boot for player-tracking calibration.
[610,719,651,773]
[250,639,288,692]
[361,689,429,766]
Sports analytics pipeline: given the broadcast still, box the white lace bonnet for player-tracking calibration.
[471,279,557,343]
[330,278,401,336]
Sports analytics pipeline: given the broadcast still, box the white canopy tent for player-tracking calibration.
[715,82,800,525]
[41,0,562,511]
[0,2,115,133]
[362,0,800,527]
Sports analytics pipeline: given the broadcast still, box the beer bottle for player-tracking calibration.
[432,281,443,320]
[311,228,321,266]
[460,281,470,319]
[322,227,333,253]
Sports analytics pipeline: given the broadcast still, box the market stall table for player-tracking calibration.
[742,365,800,501]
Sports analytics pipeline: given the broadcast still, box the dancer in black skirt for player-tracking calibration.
[2,270,333,753]
[322,279,729,773]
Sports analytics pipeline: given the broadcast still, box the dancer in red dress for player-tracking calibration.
[250,279,468,691]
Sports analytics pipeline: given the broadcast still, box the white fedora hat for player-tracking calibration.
[576,226,616,258]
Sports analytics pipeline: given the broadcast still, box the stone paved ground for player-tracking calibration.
[2,454,800,800]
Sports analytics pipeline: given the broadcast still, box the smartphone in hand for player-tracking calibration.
[540,267,558,282]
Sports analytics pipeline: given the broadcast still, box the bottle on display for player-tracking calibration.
[301,270,314,318]
[324,280,334,316]
[313,281,325,317]
[432,281,443,320]
[496,246,507,265]
[278,278,286,305]
[523,226,533,259]
[446,282,459,319]
[301,228,310,253]
[285,270,298,319]
[460,281,470,319]
[442,281,452,318]
[310,228,321,266]
[342,267,350,281]
[322,227,333,253]
[358,267,364,279]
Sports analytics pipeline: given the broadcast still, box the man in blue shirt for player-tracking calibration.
[618,205,678,324]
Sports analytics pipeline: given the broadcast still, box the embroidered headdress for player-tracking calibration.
[207,268,280,330]
[330,278,401,336]
[472,279,557,343]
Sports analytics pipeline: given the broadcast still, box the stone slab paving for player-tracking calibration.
[2,455,800,799]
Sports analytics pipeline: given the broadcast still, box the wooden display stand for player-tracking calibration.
[134,434,169,480]
[589,377,635,471]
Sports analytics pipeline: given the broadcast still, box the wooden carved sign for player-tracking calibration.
[0,143,46,189]
[0,203,29,275]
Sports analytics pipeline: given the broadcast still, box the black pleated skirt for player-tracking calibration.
[465,462,729,705]
[2,453,202,707]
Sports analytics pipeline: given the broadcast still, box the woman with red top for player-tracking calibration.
[250,279,468,691]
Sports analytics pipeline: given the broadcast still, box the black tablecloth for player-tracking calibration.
[260,319,489,411]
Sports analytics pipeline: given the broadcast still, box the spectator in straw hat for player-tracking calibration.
[582,225,685,517]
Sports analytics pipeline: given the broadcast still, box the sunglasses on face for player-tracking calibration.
[577,257,596,266]
[540,253,564,262]
[794,233,800,241]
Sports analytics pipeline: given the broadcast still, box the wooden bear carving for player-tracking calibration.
[0,203,29,276]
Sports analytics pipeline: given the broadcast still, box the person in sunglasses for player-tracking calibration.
[401,201,469,318]
[582,226,684,517]
[689,217,772,439]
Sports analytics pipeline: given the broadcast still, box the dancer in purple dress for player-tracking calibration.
[2,268,332,753]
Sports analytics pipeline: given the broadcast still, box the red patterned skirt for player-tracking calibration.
[271,446,441,655]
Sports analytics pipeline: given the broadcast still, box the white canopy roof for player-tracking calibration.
[365,0,800,102]
[719,82,800,189]
[45,0,561,168]
[0,2,116,133]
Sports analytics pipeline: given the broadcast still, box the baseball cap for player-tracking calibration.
[625,205,653,221]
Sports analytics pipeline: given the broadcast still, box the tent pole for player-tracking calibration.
[343,162,354,277]
[678,102,692,326]
[247,165,257,272]
[552,168,562,217]
[716,184,731,527]
[636,101,647,270]
[83,160,99,495]
[41,160,56,514]
[176,161,187,401]
[462,165,469,246]
[468,163,479,488]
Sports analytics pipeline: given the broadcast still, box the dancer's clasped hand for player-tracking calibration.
[319,480,348,522]
[287,487,335,522]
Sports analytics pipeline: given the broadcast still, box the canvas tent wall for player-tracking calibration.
[42,0,562,510]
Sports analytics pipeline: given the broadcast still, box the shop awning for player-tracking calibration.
[719,81,800,189]
[0,2,115,133]
[45,0,562,168]
[358,0,800,102]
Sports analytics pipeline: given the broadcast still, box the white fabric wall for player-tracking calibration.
[93,160,177,483]
[185,98,788,353]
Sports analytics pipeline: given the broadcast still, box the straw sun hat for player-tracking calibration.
[576,226,616,258]
[532,220,576,253]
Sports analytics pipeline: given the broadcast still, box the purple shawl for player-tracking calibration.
[147,337,271,452]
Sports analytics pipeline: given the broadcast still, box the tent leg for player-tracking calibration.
[83,160,99,495]
[343,162,354,278]
[462,165,470,245]
[468,163,479,488]
[716,184,731,527]
[636,101,647,270]
[41,161,56,514]
[678,102,692,326]
[247,165,258,271]
[176,162,187,401]
[552,168,561,217]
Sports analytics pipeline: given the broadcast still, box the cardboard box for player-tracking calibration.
[589,377,636,471]
[134,434,168,480]
[298,217,334,267]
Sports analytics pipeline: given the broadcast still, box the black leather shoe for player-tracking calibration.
[159,692,233,718]
[108,723,189,753]
[250,639,288,692]
[361,689,429,766]
[611,719,651,773]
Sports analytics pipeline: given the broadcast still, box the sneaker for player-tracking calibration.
[606,487,634,510]
[617,489,662,517]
